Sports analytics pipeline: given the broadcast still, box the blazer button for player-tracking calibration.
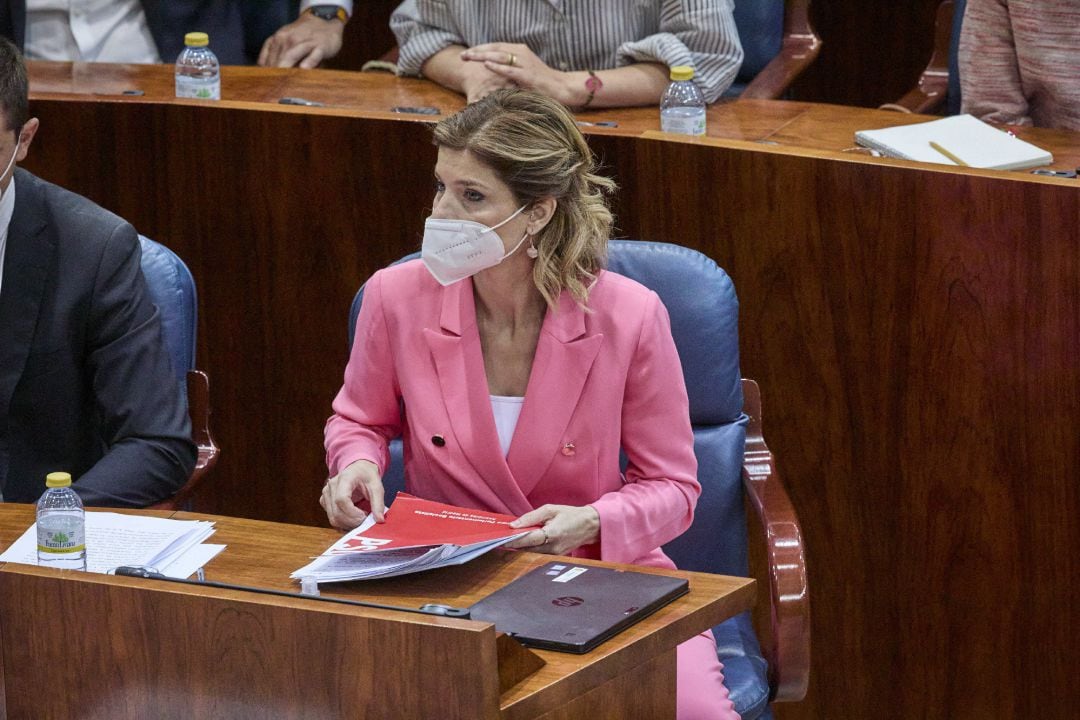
[561,442,575,456]
[432,435,446,447]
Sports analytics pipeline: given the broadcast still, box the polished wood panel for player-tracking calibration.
[21,64,1080,719]
[0,564,504,719]
[29,62,1079,168]
[0,505,754,719]
[534,651,676,720]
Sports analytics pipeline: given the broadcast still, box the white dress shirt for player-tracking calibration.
[25,0,161,63]
[0,174,19,299]
[490,395,525,457]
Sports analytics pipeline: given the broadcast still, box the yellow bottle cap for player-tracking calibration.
[669,65,694,82]
[45,472,72,488]
[184,32,209,47]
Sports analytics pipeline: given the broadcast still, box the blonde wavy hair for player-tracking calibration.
[433,89,616,307]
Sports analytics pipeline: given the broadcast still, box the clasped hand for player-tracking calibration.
[459,43,575,105]
[322,461,600,556]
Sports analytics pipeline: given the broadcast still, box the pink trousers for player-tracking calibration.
[676,631,741,720]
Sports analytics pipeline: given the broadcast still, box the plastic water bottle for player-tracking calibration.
[660,65,706,136]
[36,472,86,571]
[175,32,220,100]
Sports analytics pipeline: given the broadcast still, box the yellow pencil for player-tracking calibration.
[929,140,969,166]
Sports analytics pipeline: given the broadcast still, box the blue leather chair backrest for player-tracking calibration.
[948,0,967,115]
[138,236,197,393]
[605,242,749,578]
[733,0,785,85]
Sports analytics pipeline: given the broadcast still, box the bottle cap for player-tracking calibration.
[45,472,72,488]
[669,65,694,82]
[184,32,209,47]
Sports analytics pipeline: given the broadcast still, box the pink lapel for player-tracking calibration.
[506,290,603,497]
[423,279,533,514]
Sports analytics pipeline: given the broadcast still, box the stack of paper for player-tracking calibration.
[0,511,224,578]
[855,114,1053,170]
[293,494,539,583]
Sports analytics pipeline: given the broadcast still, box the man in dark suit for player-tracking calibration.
[0,1,350,67]
[0,38,195,506]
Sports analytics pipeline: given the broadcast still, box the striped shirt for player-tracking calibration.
[390,0,744,104]
[959,0,1080,131]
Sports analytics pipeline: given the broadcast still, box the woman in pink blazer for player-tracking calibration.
[323,89,738,720]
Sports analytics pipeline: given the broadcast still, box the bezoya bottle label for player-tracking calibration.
[176,75,220,100]
[36,517,86,555]
[660,110,706,136]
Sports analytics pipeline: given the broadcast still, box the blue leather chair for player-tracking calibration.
[728,0,822,99]
[348,240,810,717]
[947,0,966,115]
[138,236,219,509]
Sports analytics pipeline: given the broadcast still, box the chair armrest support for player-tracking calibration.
[151,370,220,511]
[741,378,810,702]
[740,0,822,100]
[880,0,953,114]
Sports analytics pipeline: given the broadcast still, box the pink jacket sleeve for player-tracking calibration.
[590,291,701,564]
[324,271,403,477]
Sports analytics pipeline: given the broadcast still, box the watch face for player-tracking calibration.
[585,75,603,93]
[310,5,340,20]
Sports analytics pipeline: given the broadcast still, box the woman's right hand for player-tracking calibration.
[320,459,385,530]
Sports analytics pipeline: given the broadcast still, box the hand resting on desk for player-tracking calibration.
[259,12,344,69]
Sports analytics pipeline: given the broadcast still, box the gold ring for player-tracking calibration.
[508,53,517,67]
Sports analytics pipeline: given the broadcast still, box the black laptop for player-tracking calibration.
[469,562,689,654]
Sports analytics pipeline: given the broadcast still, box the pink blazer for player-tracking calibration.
[325,260,700,569]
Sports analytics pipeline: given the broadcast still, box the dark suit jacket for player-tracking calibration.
[0,1,296,64]
[0,169,196,506]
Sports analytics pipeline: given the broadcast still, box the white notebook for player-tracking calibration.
[855,114,1053,171]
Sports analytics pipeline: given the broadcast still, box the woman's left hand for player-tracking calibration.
[460,43,576,107]
[505,504,600,555]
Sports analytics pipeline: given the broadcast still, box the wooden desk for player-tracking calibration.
[0,504,753,719]
[27,61,1080,168]
[22,62,1080,720]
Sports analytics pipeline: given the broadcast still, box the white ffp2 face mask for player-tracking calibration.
[421,205,530,286]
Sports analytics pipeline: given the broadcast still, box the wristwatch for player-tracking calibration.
[306,5,348,23]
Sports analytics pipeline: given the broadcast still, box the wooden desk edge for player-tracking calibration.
[639,129,1080,183]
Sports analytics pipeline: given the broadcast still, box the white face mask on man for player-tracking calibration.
[0,132,21,199]
[421,205,532,286]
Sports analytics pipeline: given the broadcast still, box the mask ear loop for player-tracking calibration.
[0,126,23,196]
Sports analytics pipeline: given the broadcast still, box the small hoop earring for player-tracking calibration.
[526,239,539,259]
